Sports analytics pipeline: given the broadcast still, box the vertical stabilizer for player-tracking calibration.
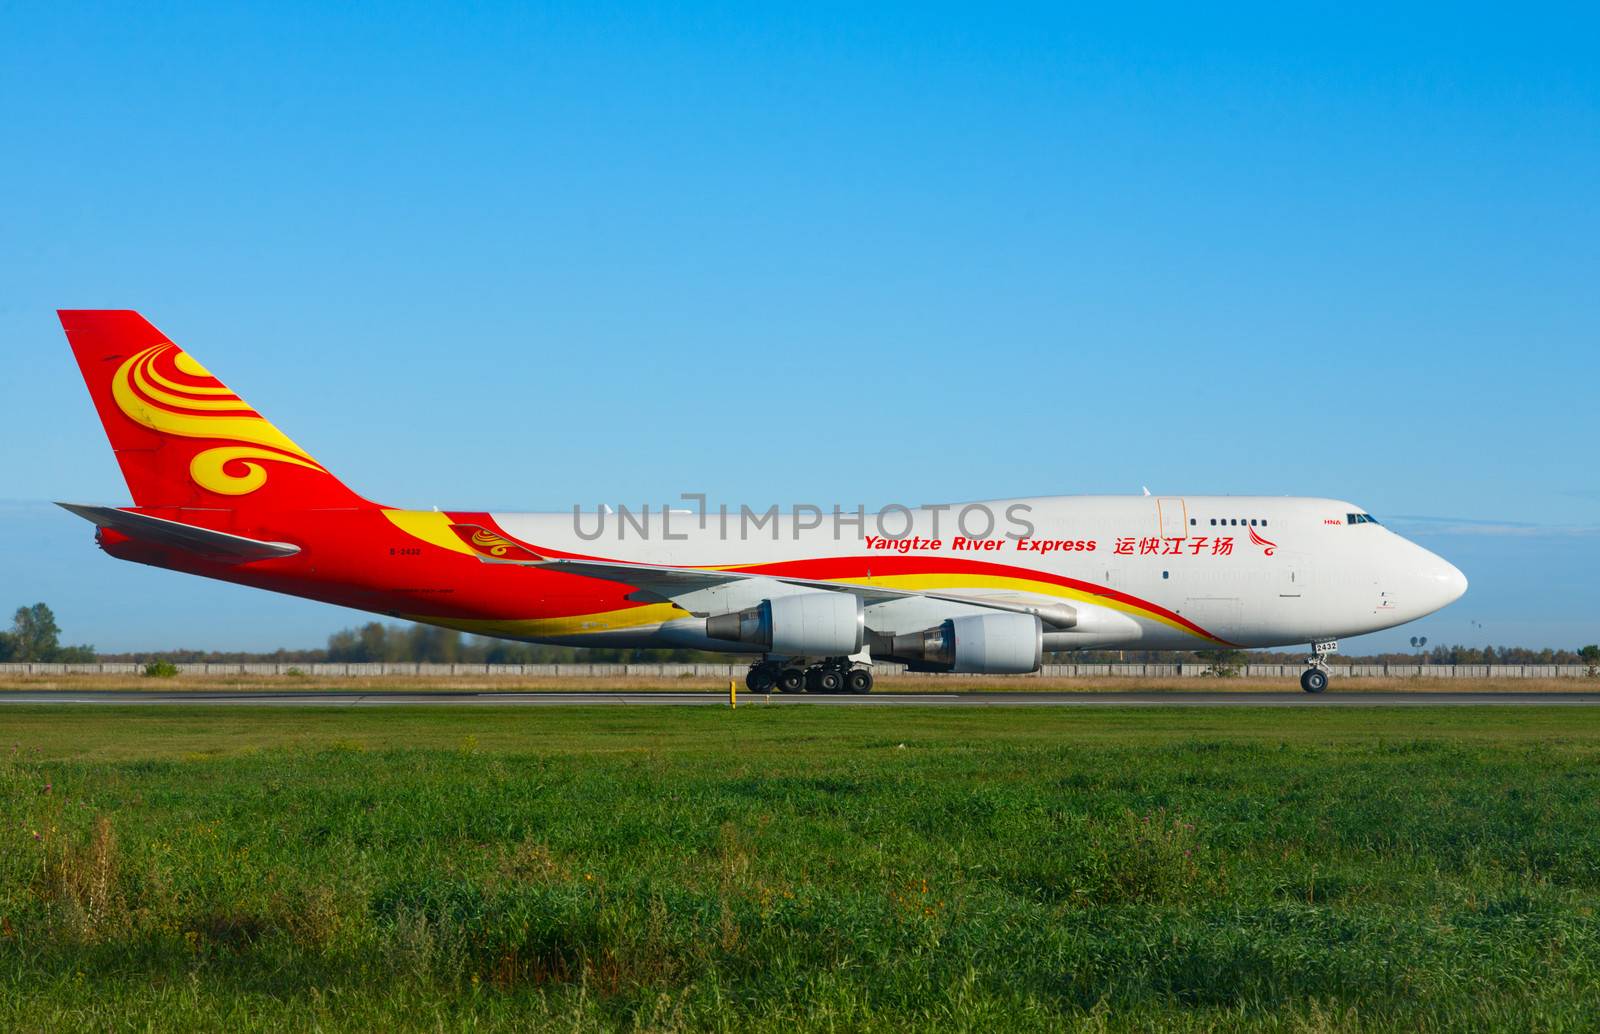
[58,310,375,511]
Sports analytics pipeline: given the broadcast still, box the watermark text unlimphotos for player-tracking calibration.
[571,494,1036,544]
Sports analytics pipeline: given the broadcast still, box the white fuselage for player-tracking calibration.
[487,495,1467,653]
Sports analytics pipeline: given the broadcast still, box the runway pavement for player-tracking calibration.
[3,690,1600,707]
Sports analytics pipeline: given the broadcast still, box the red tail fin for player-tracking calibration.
[59,310,376,511]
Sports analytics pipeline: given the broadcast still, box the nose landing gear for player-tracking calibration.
[1300,639,1337,693]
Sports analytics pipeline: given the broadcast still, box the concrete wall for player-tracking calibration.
[1,661,1594,678]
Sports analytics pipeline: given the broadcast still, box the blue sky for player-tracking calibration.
[1,3,1596,653]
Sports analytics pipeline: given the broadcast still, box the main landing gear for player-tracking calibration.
[1300,640,1337,693]
[745,658,873,695]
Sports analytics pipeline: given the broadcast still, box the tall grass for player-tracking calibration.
[2,706,1600,1030]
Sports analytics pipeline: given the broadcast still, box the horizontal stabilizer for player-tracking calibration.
[57,503,301,561]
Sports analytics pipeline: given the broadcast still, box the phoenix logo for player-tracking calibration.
[470,528,520,557]
[1248,525,1277,556]
[111,343,328,496]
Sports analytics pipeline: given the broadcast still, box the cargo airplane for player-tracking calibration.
[56,311,1467,693]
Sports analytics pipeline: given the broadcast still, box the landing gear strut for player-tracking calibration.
[1301,640,1337,693]
[745,658,873,694]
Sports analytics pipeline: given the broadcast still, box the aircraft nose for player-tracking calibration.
[1437,561,1468,604]
[1417,552,1468,612]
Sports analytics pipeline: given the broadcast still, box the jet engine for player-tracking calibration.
[705,592,865,656]
[881,612,1042,674]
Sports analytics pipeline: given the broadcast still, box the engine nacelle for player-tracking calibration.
[884,612,1042,674]
[705,592,865,656]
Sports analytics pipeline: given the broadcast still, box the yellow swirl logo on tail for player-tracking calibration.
[111,343,328,495]
[470,529,519,557]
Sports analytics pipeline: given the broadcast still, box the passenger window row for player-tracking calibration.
[1189,517,1267,528]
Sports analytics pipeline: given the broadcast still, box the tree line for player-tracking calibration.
[9,600,1596,667]
[91,618,734,664]
[321,623,723,664]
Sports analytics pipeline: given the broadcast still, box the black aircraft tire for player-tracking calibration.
[1301,668,1329,694]
[777,668,806,693]
[816,669,844,693]
[846,669,874,694]
[746,668,775,694]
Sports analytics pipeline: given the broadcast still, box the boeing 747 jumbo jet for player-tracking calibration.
[56,311,1467,693]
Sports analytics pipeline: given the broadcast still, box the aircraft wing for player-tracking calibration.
[543,555,905,601]
[449,524,1077,627]
[57,503,301,561]
[538,556,1081,627]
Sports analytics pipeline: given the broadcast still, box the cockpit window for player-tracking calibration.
[1346,513,1381,525]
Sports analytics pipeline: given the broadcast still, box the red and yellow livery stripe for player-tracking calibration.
[382,512,1232,645]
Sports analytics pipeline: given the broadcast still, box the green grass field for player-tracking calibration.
[4,705,1600,1031]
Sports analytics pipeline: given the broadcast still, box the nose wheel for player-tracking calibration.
[1301,639,1337,693]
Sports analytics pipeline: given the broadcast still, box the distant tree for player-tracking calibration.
[358,621,388,662]
[1194,648,1247,677]
[1580,645,1600,678]
[411,625,462,663]
[326,627,361,662]
[9,603,61,661]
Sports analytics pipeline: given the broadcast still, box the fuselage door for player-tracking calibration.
[1157,497,1189,539]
